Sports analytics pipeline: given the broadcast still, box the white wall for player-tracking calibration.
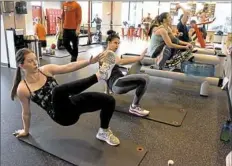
[1,15,8,64]
[102,2,122,35]
[42,2,61,9]
[78,1,88,25]
[25,3,33,35]
[42,1,61,18]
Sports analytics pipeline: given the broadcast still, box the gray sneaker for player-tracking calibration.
[129,105,150,117]
[96,128,120,146]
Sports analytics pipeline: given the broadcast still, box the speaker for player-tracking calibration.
[15,1,27,14]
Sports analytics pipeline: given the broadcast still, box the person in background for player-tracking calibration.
[196,6,209,39]
[62,1,82,62]
[34,17,47,58]
[176,3,191,42]
[146,12,193,69]
[91,14,102,31]
[141,13,153,40]
[56,17,64,50]
[188,18,216,43]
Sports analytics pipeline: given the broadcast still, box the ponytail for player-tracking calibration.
[157,12,169,24]
[148,16,161,37]
[10,48,32,101]
[11,67,22,100]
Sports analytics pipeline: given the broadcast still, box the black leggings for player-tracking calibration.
[63,29,79,61]
[51,74,115,128]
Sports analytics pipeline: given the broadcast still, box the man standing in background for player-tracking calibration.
[92,14,102,31]
[141,13,152,40]
[62,1,82,62]
[34,17,47,58]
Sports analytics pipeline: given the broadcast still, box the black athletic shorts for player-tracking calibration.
[40,40,47,48]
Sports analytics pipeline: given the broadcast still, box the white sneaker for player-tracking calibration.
[98,50,116,80]
[129,105,150,117]
[96,128,120,146]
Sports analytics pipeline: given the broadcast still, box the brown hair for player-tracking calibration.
[11,48,33,100]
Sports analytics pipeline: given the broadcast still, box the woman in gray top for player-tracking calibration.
[146,12,193,69]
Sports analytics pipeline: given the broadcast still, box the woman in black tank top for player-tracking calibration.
[11,48,120,146]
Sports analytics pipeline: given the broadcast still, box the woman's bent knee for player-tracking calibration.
[106,95,116,107]
[53,112,80,126]
[143,74,150,83]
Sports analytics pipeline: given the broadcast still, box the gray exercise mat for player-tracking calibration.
[43,49,87,58]
[113,94,187,127]
[18,119,147,166]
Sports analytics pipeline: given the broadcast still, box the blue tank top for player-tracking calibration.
[24,70,58,119]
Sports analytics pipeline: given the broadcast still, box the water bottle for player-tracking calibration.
[220,121,232,142]
[181,62,214,77]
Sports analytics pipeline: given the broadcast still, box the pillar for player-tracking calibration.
[102,1,122,36]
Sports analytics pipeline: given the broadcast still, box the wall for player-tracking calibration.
[102,2,122,36]
[25,3,33,35]
[2,2,33,35]
[102,1,111,35]
[1,15,8,64]
[78,1,88,26]
[42,1,61,20]
[2,12,26,30]
[112,2,122,33]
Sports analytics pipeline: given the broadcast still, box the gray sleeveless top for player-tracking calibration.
[147,26,167,57]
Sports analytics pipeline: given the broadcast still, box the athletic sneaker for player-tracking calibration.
[96,128,120,146]
[129,105,150,117]
[98,50,116,80]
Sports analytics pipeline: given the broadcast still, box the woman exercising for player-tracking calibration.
[147,12,193,69]
[11,48,120,146]
[98,30,150,117]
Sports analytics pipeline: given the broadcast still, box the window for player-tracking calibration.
[31,1,41,6]
[91,1,102,28]
[143,1,159,19]
[121,2,129,24]
[159,2,170,14]
[207,2,231,33]
[78,1,88,25]
[129,2,143,26]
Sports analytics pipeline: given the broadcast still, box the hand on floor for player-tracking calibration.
[13,129,29,138]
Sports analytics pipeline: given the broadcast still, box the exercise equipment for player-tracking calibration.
[17,116,147,166]
[113,94,187,127]
[120,54,223,96]
[193,24,206,48]
[122,51,226,78]
[50,43,56,49]
[192,18,216,48]
[193,47,223,56]
[226,151,232,166]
